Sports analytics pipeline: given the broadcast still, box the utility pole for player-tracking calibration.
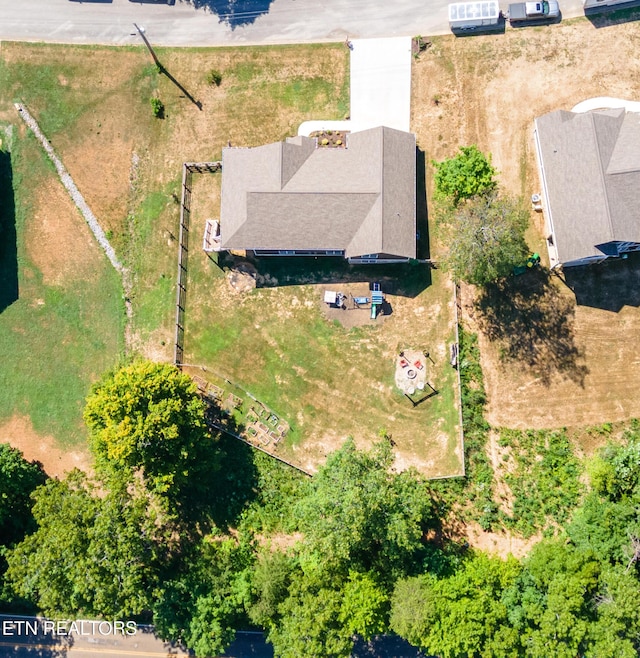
[133,23,162,70]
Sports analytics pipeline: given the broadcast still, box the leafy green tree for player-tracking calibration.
[433,145,497,205]
[246,550,296,628]
[338,571,388,640]
[5,471,160,618]
[590,436,640,502]
[258,440,440,657]
[84,360,218,521]
[442,194,529,286]
[389,574,435,646]
[0,444,46,547]
[84,491,160,617]
[294,438,435,580]
[504,541,601,658]
[584,565,640,658]
[0,445,46,611]
[5,471,98,617]
[153,534,254,658]
[268,569,353,658]
[567,493,640,566]
[391,553,521,658]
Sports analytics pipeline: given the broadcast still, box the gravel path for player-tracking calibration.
[15,102,134,351]
[14,103,124,274]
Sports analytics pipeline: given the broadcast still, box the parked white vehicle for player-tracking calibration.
[448,1,501,31]
[508,0,560,22]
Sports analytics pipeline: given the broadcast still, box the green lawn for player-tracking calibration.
[0,41,464,476]
[0,128,124,445]
[0,41,351,449]
[182,175,462,475]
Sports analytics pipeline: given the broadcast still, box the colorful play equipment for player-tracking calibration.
[370,283,384,319]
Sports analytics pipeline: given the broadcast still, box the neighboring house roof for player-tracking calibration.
[534,108,640,265]
[220,126,416,259]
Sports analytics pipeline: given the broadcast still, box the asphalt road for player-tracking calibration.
[0,0,587,47]
[0,613,433,658]
[0,615,273,658]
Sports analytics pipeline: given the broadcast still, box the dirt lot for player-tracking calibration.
[0,416,91,479]
[412,18,640,435]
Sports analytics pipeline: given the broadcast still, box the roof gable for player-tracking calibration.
[535,108,640,264]
[220,126,416,259]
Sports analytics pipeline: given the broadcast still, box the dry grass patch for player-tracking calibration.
[26,178,104,287]
[412,19,640,432]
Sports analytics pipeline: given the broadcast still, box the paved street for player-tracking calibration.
[0,0,587,47]
[0,614,430,657]
[0,615,274,658]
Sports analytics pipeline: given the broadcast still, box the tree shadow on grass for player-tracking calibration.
[475,269,588,386]
[180,0,275,29]
[0,149,18,314]
[162,399,258,532]
[202,402,260,530]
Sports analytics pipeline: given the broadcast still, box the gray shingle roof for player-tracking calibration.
[535,108,640,264]
[220,126,416,259]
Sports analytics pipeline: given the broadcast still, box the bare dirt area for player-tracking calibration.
[26,178,104,287]
[463,520,540,560]
[319,282,389,329]
[462,258,640,430]
[413,20,640,195]
[0,416,92,479]
[413,19,640,433]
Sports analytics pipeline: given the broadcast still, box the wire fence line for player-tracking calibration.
[174,161,222,365]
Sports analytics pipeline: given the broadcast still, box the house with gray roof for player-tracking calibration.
[219,126,416,264]
[534,107,640,268]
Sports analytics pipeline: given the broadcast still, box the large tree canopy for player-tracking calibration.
[433,145,497,205]
[391,553,521,658]
[0,443,46,548]
[5,472,158,619]
[293,438,436,580]
[442,194,529,286]
[84,360,218,518]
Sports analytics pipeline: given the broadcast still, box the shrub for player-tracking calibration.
[150,97,165,118]
[321,138,329,146]
[432,145,497,205]
[207,69,222,86]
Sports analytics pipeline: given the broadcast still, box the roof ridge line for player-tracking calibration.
[589,111,616,243]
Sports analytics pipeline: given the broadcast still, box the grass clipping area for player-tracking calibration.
[0,126,124,447]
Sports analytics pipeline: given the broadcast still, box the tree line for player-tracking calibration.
[1,359,640,657]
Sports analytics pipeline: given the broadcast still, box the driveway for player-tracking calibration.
[299,36,412,136]
[350,36,412,132]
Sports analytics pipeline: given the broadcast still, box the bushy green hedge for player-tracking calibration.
[499,428,582,537]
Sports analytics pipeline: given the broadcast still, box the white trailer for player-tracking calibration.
[448,1,501,30]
